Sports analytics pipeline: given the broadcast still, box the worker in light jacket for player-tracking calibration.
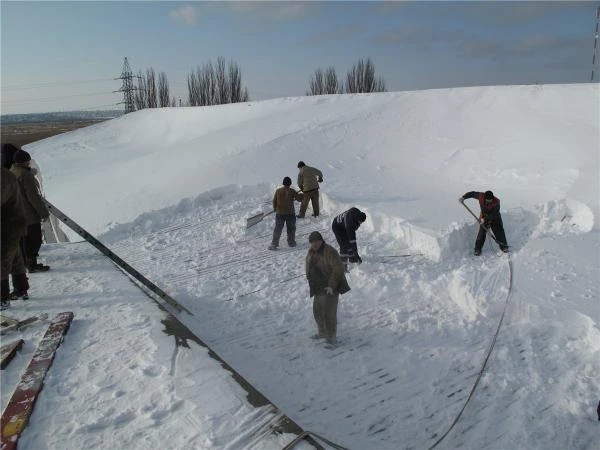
[296,161,323,218]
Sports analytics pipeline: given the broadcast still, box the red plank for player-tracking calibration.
[0,340,24,370]
[1,312,74,450]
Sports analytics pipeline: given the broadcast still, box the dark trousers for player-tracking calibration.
[1,238,28,300]
[298,189,319,217]
[271,214,296,247]
[332,222,352,257]
[476,218,508,251]
[21,223,43,268]
[313,293,339,340]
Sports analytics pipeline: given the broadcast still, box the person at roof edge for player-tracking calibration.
[460,190,509,255]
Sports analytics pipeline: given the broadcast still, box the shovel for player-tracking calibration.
[246,210,274,229]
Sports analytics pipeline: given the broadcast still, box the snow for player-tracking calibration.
[1,83,599,449]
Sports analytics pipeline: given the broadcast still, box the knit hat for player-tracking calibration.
[1,143,19,169]
[282,176,292,186]
[13,150,31,164]
[308,231,323,242]
[297,161,305,168]
[484,190,494,200]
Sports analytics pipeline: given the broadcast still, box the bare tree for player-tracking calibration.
[197,62,216,106]
[145,68,157,108]
[306,68,325,95]
[158,72,170,107]
[306,66,342,95]
[187,71,199,106]
[215,57,230,104]
[229,61,249,103]
[134,70,147,110]
[187,58,249,106]
[345,58,386,94]
[325,67,342,94]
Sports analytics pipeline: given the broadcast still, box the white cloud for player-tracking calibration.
[169,5,198,25]
[227,1,312,21]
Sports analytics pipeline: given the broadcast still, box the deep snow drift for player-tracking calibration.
[2,84,598,449]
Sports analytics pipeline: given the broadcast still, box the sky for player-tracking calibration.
[1,83,598,449]
[1,1,599,114]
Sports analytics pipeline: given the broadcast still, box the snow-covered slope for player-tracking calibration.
[10,83,600,449]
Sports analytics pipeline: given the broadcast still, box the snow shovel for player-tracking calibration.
[246,210,274,229]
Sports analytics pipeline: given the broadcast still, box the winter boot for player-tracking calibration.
[268,244,278,250]
[10,273,29,300]
[288,241,297,247]
[474,248,482,256]
[28,263,50,273]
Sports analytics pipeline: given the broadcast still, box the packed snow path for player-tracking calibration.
[99,186,597,450]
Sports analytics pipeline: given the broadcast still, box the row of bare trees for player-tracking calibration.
[187,57,249,106]
[134,68,176,110]
[129,56,384,112]
[306,58,386,95]
[131,57,249,112]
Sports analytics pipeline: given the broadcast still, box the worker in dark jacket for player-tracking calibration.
[305,231,350,345]
[268,177,303,250]
[296,161,323,218]
[332,207,367,264]
[1,168,29,309]
[460,190,509,255]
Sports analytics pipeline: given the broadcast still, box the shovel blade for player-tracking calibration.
[246,212,266,229]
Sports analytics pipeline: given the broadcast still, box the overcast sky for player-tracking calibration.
[1,1,598,114]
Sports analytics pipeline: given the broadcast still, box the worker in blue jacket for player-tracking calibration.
[332,207,367,264]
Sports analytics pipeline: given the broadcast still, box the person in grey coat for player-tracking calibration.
[1,168,28,308]
[11,150,50,272]
[305,231,351,345]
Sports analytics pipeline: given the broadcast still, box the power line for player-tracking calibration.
[1,91,120,105]
[1,78,115,91]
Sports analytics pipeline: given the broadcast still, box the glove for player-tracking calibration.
[324,287,333,295]
[318,177,323,183]
[458,197,464,203]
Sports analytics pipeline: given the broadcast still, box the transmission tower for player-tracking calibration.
[115,57,136,113]
[592,7,600,82]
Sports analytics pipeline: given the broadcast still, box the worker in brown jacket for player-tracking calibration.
[305,231,351,345]
[1,168,28,309]
[297,161,323,218]
[11,150,50,272]
[268,177,303,250]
